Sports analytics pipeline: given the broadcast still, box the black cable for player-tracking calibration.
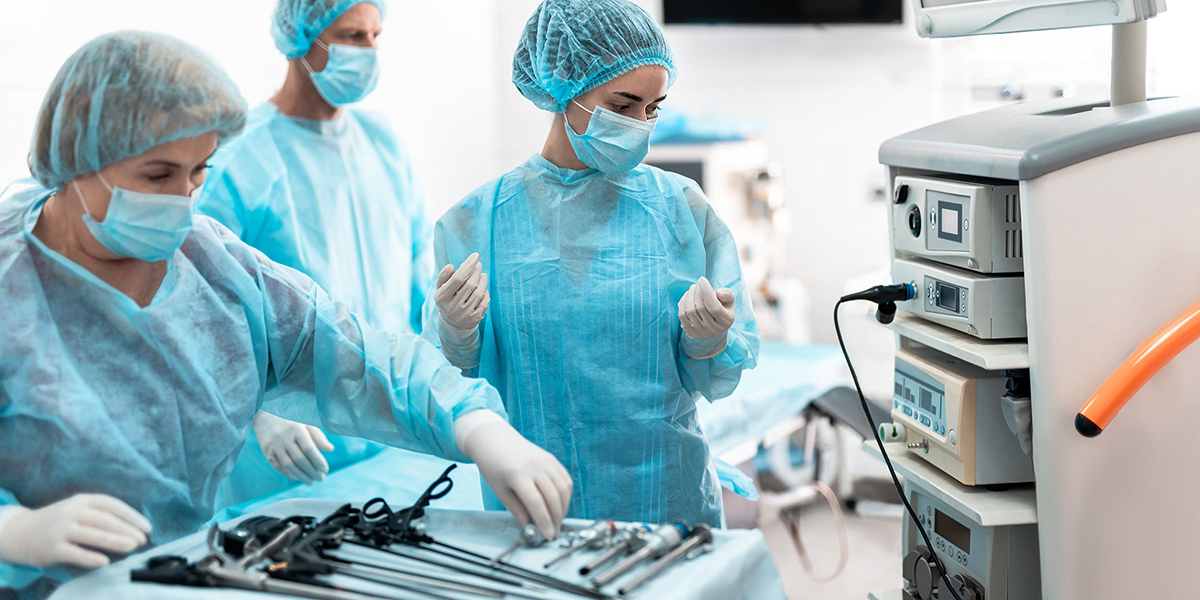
[834,299,963,600]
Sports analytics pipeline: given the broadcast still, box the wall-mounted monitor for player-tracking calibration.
[662,0,903,25]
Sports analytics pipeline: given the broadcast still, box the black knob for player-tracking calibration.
[948,574,984,600]
[908,205,922,238]
[914,554,941,599]
[894,184,910,204]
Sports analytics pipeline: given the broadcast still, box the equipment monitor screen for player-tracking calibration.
[937,282,959,312]
[935,509,971,553]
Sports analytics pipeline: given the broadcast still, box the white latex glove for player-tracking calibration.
[0,494,152,569]
[253,411,335,485]
[678,277,736,358]
[457,413,572,540]
[435,253,490,331]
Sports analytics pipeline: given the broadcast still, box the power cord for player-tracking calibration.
[835,286,964,600]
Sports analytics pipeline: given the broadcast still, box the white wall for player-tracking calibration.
[2,0,1199,343]
[0,0,506,216]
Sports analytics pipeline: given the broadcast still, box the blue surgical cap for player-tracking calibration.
[512,0,677,113]
[29,31,247,192]
[271,0,387,58]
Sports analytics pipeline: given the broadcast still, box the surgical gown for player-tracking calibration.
[423,154,759,528]
[0,180,502,595]
[198,102,434,506]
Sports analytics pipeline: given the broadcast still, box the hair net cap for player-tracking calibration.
[271,0,387,58]
[29,31,247,192]
[513,0,677,113]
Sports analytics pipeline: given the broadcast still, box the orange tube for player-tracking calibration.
[1077,298,1200,437]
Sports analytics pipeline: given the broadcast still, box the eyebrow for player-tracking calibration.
[613,91,668,103]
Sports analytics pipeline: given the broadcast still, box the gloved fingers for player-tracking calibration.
[267,450,307,483]
[677,286,697,329]
[513,478,556,540]
[458,264,484,308]
[465,272,489,314]
[436,264,455,288]
[56,543,112,570]
[690,286,712,331]
[283,442,323,484]
[534,474,566,535]
[295,429,331,479]
[308,426,336,452]
[698,280,726,318]
[715,287,736,308]
[87,495,153,535]
[77,507,149,546]
[492,487,532,528]
[65,523,143,555]
[440,253,478,298]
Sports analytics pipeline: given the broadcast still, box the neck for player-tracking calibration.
[541,113,590,170]
[32,188,167,307]
[271,60,341,121]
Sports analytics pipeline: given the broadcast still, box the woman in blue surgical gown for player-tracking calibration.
[423,0,759,529]
[0,30,570,599]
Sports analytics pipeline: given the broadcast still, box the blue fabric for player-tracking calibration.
[197,102,434,508]
[0,180,502,596]
[513,0,677,113]
[423,154,759,528]
[28,31,245,191]
[272,0,387,58]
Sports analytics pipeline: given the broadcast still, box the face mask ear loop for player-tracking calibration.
[72,181,94,219]
[301,38,330,75]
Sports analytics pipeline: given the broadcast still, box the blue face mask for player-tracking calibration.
[564,100,657,174]
[74,173,195,263]
[303,39,380,107]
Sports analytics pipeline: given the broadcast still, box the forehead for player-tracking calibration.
[598,65,670,97]
[133,133,219,164]
[327,3,383,31]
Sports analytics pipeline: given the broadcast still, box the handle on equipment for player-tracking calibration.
[1077,298,1200,437]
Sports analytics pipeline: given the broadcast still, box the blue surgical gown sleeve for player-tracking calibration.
[674,179,760,402]
[196,138,283,242]
[205,219,506,463]
[406,164,435,336]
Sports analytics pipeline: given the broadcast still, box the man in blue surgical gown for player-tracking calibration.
[198,0,437,505]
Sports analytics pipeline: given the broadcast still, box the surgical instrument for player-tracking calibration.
[579,527,649,576]
[545,520,617,569]
[590,523,690,589]
[617,525,713,596]
[491,523,545,565]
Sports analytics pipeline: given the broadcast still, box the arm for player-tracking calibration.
[676,186,761,402]
[247,245,500,463]
[422,222,487,374]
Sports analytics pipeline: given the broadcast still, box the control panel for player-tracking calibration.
[891,346,1034,486]
[892,175,1023,274]
[894,257,1027,340]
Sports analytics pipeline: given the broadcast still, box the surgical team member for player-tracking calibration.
[424,0,759,528]
[198,0,433,505]
[0,31,570,598]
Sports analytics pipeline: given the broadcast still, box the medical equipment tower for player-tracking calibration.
[870,1,1200,598]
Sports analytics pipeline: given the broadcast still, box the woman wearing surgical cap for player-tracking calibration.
[198,0,438,510]
[424,0,759,528]
[0,31,570,598]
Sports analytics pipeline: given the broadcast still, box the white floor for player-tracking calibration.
[757,501,904,600]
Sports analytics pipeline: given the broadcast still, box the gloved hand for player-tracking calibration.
[253,411,335,485]
[678,277,736,358]
[0,494,153,569]
[435,253,490,332]
[458,414,572,540]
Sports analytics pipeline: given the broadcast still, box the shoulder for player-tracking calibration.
[347,108,405,155]
[0,179,47,241]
